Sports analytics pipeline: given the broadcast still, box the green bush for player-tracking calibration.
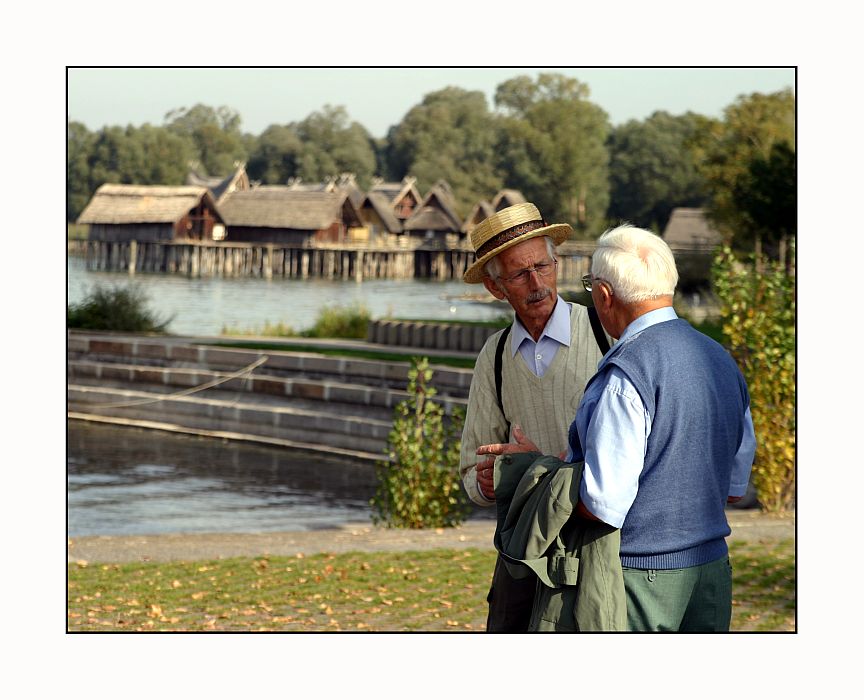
[712,245,795,512]
[220,303,369,339]
[371,357,471,529]
[303,302,370,339]
[67,284,171,333]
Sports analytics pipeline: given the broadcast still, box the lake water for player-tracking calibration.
[67,256,507,336]
[67,422,380,537]
[67,422,493,537]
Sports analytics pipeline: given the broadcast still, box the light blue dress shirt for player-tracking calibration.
[511,296,571,376]
[566,307,756,527]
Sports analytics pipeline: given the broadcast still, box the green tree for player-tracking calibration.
[712,245,795,512]
[371,357,470,529]
[86,125,134,186]
[694,89,795,254]
[495,73,611,236]
[607,111,710,232]
[247,124,304,184]
[68,121,95,221]
[387,87,504,215]
[133,124,195,185]
[293,105,377,188]
[75,123,195,220]
[165,104,247,176]
[731,141,796,265]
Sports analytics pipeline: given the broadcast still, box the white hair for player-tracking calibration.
[591,225,678,303]
[484,236,557,280]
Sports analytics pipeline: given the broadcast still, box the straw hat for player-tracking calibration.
[462,202,572,284]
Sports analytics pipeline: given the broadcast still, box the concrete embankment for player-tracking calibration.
[67,330,475,462]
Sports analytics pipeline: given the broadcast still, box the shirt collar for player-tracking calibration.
[618,305,678,345]
[510,296,571,356]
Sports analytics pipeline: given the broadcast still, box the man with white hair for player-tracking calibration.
[481,224,756,631]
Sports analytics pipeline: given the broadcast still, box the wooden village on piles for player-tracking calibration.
[72,163,721,283]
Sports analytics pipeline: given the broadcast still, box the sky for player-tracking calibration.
[67,67,795,138]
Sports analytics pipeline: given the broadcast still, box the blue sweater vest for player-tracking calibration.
[586,318,750,569]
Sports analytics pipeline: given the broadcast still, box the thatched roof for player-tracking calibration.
[662,208,722,249]
[219,188,358,230]
[186,163,249,203]
[370,176,421,208]
[463,200,495,232]
[403,182,462,233]
[491,189,526,211]
[77,184,219,225]
[334,173,365,208]
[361,192,402,233]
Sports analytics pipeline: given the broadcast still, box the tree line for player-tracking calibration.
[67,72,795,255]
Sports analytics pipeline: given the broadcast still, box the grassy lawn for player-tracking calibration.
[68,539,794,632]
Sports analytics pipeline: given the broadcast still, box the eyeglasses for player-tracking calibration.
[499,259,558,286]
[581,274,614,295]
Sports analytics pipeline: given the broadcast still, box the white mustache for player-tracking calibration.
[526,288,552,303]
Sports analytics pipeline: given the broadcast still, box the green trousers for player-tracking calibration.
[623,556,733,632]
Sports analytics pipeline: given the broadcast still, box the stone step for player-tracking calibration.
[67,384,393,456]
[67,360,466,416]
[67,332,473,398]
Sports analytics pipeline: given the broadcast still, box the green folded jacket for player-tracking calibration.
[492,452,627,632]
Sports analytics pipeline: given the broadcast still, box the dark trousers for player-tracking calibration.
[623,556,733,631]
[485,555,536,632]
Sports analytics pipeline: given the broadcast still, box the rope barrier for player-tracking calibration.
[82,355,269,409]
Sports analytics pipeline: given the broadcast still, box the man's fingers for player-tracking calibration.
[476,443,508,456]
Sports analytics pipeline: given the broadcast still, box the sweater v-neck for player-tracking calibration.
[509,304,574,385]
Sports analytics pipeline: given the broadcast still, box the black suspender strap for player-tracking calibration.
[494,307,606,441]
[494,325,511,436]
[587,306,611,355]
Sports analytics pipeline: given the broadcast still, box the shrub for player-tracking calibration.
[371,357,471,529]
[303,302,370,339]
[67,284,171,333]
[712,244,795,512]
[220,303,370,339]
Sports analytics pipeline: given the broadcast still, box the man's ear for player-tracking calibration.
[597,283,614,311]
[482,276,506,300]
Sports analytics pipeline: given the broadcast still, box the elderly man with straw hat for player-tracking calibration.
[460,202,611,632]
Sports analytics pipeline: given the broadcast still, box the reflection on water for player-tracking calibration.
[68,422,379,537]
[67,256,507,336]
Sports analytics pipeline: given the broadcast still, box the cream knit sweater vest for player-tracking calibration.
[459,303,608,505]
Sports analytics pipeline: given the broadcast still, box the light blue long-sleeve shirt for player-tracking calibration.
[510,296,571,376]
[566,307,756,527]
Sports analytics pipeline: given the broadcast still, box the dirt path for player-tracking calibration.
[67,510,794,564]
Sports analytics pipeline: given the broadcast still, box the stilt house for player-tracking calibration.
[77,184,225,242]
[218,188,364,245]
